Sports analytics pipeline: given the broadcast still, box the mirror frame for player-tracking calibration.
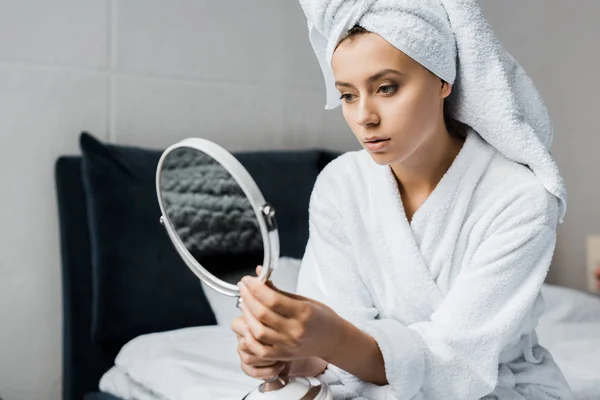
[155,138,280,297]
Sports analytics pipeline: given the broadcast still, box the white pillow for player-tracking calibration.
[537,284,600,398]
[540,283,600,324]
[100,259,303,400]
[201,257,302,326]
[100,325,259,400]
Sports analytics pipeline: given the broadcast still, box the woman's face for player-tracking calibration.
[331,32,451,166]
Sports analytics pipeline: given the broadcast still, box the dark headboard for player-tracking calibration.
[55,156,119,400]
[55,149,339,400]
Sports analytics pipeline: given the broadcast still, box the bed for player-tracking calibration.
[55,133,600,400]
[98,263,600,400]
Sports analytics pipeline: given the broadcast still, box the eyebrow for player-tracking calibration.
[335,69,404,88]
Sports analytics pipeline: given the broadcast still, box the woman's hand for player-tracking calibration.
[231,314,290,380]
[233,266,344,363]
[232,266,387,385]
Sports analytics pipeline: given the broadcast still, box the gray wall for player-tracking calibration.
[0,1,596,399]
[479,1,600,291]
[0,2,348,399]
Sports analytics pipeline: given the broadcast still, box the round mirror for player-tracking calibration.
[155,138,331,400]
[155,138,279,297]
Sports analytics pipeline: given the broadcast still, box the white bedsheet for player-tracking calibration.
[537,284,600,400]
[99,284,600,400]
[100,325,260,400]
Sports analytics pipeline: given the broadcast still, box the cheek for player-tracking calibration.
[385,86,439,133]
[341,107,361,138]
[341,106,351,125]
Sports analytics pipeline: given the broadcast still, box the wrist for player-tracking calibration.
[288,357,328,377]
[322,312,348,364]
[288,358,308,376]
[321,318,388,385]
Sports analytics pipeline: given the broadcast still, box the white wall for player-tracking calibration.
[0,1,597,399]
[0,1,349,399]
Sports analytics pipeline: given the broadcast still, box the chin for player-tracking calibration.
[365,150,400,166]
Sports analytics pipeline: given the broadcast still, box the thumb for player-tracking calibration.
[255,265,273,283]
[255,265,312,302]
[264,280,313,302]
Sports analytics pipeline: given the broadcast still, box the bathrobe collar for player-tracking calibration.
[368,130,495,322]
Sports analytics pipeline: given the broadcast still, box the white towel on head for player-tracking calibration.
[299,0,567,222]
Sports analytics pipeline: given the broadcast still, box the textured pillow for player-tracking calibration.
[80,132,218,347]
[160,147,262,257]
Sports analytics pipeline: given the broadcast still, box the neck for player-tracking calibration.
[390,125,464,199]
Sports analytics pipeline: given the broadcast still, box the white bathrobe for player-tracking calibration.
[296,130,573,400]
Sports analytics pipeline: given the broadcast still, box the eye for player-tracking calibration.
[340,93,357,103]
[378,84,398,95]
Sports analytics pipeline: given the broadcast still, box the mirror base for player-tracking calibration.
[242,376,331,400]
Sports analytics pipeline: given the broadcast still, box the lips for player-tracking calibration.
[363,138,391,152]
[363,136,390,143]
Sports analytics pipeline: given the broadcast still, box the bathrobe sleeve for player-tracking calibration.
[295,172,390,397]
[297,172,561,400]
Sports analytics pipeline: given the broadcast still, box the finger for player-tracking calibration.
[239,282,288,331]
[230,316,248,337]
[239,301,291,348]
[237,329,272,359]
[256,265,275,286]
[240,362,286,381]
[246,275,314,306]
[253,265,305,302]
[240,321,292,361]
[238,334,256,354]
[240,276,299,317]
[265,281,315,303]
[238,348,279,368]
[236,331,253,355]
[238,336,250,353]
[238,333,277,366]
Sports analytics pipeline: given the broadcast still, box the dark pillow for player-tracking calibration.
[80,132,325,347]
[80,132,217,347]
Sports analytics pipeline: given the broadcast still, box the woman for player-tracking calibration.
[231,1,573,398]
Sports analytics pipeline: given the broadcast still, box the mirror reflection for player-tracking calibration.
[160,147,263,284]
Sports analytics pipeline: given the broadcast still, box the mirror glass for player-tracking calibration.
[159,146,264,286]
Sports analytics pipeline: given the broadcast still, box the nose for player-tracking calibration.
[356,98,379,127]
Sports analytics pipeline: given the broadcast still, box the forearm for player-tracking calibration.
[324,317,388,386]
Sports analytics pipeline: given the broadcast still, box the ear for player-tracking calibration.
[440,80,452,99]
